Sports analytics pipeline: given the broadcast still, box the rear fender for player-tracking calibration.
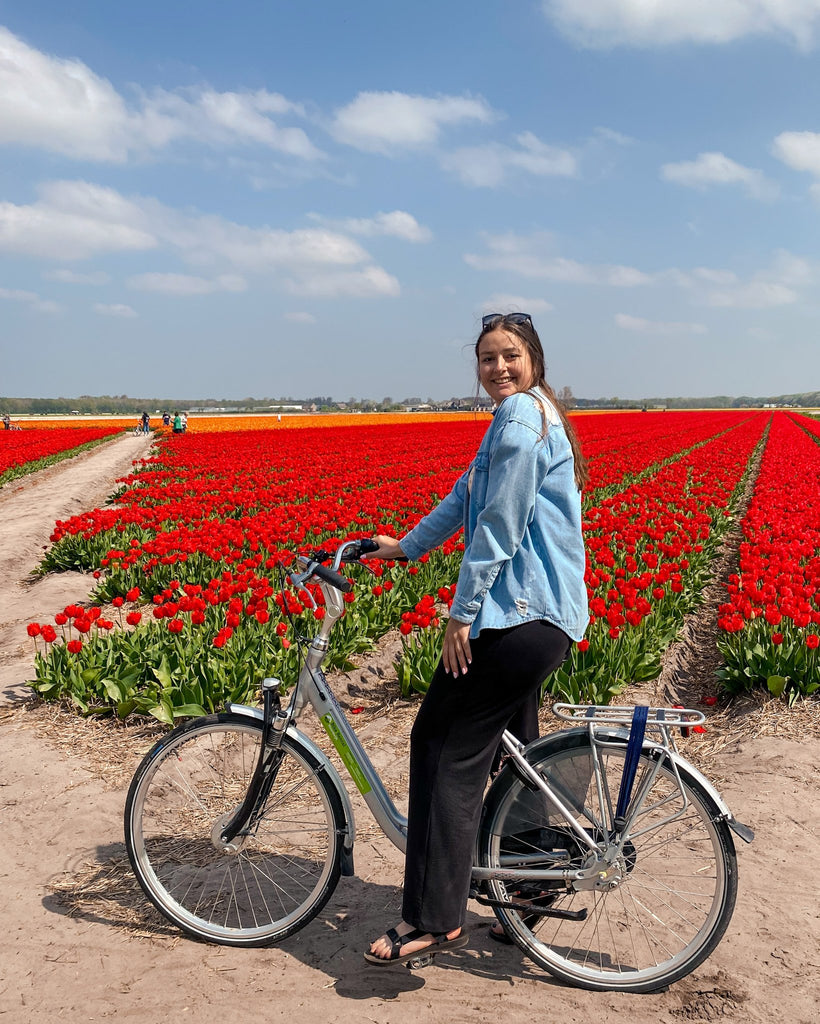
[517,728,753,844]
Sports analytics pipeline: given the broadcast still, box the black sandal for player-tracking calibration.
[364,927,468,966]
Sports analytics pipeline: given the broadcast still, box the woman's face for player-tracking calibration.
[477,328,535,405]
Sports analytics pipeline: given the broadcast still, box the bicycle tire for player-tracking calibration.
[125,712,346,946]
[478,730,738,992]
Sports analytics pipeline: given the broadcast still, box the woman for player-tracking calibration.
[364,312,589,965]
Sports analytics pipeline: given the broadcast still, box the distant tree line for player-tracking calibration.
[2,389,819,416]
[572,392,820,410]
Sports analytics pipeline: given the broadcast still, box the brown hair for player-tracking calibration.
[475,315,588,490]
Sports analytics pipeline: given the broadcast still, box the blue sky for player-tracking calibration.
[2,0,820,401]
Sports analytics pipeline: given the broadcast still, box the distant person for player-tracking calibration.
[181,412,188,432]
[2,413,9,430]
[172,412,183,435]
[141,411,150,434]
[162,411,171,426]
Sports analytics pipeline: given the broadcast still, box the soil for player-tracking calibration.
[1,434,818,1024]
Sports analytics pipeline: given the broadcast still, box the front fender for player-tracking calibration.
[226,703,358,865]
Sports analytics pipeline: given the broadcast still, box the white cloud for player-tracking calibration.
[691,267,739,286]
[661,152,778,200]
[768,249,813,286]
[706,282,797,308]
[0,285,61,313]
[443,132,576,187]
[591,126,634,146]
[283,265,400,298]
[465,231,652,285]
[773,130,820,175]
[670,250,812,307]
[0,179,402,298]
[0,26,131,160]
[0,181,157,259]
[0,27,322,162]
[44,268,110,285]
[615,313,707,335]
[542,0,820,50]
[135,87,324,160]
[94,302,137,318]
[127,272,247,295]
[330,91,495,154]
[482,294,554,314]
[284,311,317,324]
[0,180,398,296]
[467,232,815,311]
[308,210,433,242]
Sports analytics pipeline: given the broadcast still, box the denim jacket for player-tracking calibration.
[399,389,588,642]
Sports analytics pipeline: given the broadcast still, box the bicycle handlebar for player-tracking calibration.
[307,560,353,593]
[294,537,405,595]
[294,553,352,593]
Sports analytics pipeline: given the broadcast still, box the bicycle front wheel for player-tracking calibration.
[479,731,738,992]
[125,713,346,946]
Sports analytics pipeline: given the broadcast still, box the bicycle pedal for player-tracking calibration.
[404,952,435,969]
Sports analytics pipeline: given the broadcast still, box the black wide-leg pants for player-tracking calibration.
[401,619,571,934]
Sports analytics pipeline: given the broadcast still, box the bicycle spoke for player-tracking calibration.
[126,717,343,945]
[481,734,737,991]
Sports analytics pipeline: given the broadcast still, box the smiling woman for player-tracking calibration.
[364,311,590,964]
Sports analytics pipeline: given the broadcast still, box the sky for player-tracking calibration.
[2,0,820,402]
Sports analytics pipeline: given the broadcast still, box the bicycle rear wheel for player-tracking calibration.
[125,713,346,946]
[478,731,738,992]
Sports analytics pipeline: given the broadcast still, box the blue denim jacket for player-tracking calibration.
[399,389,588,642]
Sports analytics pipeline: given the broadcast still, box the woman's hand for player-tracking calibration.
[364,534,406,560]
[442,616,472,678]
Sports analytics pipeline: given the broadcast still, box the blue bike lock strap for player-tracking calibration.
[614,705,649,828]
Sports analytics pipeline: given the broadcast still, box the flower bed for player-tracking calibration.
[717,411,820,703]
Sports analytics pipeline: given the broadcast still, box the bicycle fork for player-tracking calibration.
[219,679,291,849]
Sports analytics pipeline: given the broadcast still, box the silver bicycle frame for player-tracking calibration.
[231,545,751,890]
[278,547,410,852]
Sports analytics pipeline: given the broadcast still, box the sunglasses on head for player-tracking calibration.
[481,312,533,330]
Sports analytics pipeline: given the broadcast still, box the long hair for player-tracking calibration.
[475,315,588,491]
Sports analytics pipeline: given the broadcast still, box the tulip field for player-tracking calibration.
[0,424,124,485]
[21,407,820,722]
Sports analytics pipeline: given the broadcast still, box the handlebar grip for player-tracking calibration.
[310,562,353,593]
[356,537,408,562]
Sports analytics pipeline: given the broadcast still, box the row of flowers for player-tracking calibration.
[716,411,820,703]
[0,426,123,484]
[14,412,490,434]
[562,410,770,699]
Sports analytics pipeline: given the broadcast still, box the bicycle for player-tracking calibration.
[124,538,754,993]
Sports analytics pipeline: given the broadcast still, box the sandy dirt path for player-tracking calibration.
[0,437,818,1023]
